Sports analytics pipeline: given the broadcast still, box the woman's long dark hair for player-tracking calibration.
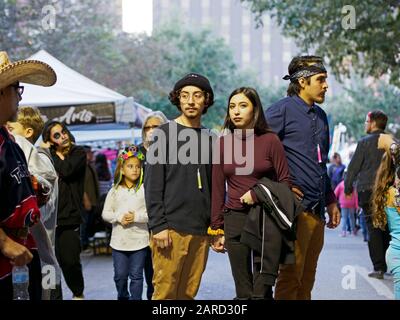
[223,87,272,135]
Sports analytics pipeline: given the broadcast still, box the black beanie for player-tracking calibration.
[173,73,214,99]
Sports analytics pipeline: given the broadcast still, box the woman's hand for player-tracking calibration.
[240,190,255,205]
[210,235,226,253]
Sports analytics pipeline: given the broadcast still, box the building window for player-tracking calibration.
[242,13,251,28]
[221,15,230,27]
[222,0,230,10]
[262,32,271,45]
[263,51,271,62]
[242,51,251,64]
[242,33,250,46]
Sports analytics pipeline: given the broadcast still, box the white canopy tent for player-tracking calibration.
[20,50,151,143]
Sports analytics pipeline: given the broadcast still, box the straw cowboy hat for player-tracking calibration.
[0,51,56,90]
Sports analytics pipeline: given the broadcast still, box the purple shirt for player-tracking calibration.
[211,132,290,229]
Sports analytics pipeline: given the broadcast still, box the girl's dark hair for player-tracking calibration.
[286,55,323,96]
[223,87,272,135]
[95,153,111,181]
[41,120,75,156]
[168,90,214,115]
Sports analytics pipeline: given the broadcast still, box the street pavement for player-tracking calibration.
[61,228,394,300]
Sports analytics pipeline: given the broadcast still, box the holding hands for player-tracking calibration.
[121,211,135,227]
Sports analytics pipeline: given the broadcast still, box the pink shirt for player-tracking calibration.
[334,180,358,208]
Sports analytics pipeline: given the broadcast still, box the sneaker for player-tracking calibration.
[72,294,85,300]
[339,231,346,237]
[81,248,93,255]
[368,271,384,279]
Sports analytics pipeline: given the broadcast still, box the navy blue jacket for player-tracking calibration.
[265,95,336,217]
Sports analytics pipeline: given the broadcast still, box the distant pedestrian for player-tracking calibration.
[334,172,358,237]
[328,152,346,190]
[345,110,391,280]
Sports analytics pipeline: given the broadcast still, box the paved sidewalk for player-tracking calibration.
[61,228,394,300]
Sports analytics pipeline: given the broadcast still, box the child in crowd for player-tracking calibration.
[335,171,359,237]
[372,136,400,299]
[102,145,150,300]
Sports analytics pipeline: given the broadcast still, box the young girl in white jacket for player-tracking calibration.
[102,145,150,300]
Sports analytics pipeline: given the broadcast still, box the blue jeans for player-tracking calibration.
[112,248,147,300]
[359,209,369,241]
[341,208,356,232]
[386,247,400,300]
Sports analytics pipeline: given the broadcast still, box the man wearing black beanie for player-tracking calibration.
[145,73,215,299]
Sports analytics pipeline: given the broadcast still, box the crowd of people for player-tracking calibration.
[0,51,399,301]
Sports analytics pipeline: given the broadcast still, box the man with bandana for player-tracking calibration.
[266,56,341,300]
[345,110,391,280]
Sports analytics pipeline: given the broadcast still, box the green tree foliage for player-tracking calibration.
[326,80,400,140]
[241,0,400,87]
[1,1,284,129]
[124,23,283,129]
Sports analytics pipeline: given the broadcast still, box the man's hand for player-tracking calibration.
[152,229,172,249]
[240,190,255,206]
[210,235,226,253]
[0,232,33,266]
[326,203,341,229]
[291,186,304,201]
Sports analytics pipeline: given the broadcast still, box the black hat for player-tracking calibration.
[173,73,214,99]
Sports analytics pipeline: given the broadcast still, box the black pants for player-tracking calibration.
[55,225,84,297]
[358,190,390,272]
[29,250,42,300]
[143,246,154,300]
[224,209,273,300]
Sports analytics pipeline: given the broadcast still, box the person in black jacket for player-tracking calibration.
[145,73,214,300]
[42,121,86,299]
[345,110,391,279]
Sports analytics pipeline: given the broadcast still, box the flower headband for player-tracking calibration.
[118,145,145,162]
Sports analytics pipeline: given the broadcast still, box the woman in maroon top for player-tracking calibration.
[210,87,290,300]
